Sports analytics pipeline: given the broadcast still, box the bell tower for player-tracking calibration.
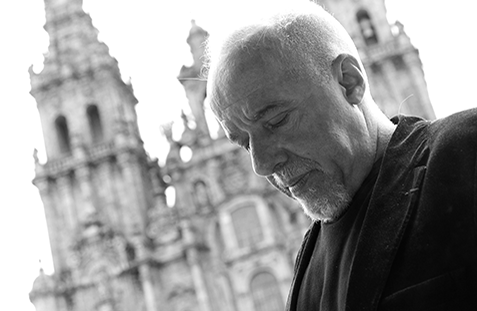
[317,0,435,119]
[29,0,164,310]
[31,0,141,163]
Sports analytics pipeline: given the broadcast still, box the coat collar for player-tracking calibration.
[286,116,431,311]
[345,115,430,310]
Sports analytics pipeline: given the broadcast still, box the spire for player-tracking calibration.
[178,21,210,145]
[30,0,120,96]
[185,19,208,75]
[30,0,139,162]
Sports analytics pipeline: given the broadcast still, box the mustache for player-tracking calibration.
[273,158,322,185]
[267,158,323,197]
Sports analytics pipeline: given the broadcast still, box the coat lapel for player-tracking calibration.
[286,221,321,311]
[346,116,430,310]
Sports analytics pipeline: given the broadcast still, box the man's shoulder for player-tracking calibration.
[428,108,477,150]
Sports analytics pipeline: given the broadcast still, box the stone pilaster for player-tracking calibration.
[75,165,96,222]
[56,174,76,230]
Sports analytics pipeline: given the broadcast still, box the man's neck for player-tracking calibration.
[375,120,397,162]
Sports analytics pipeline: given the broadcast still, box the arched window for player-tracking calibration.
[87,104,103,143]
[231,204,264,248]
[392,55,406,71]
[55,115,71,154]
[357,9,378,45]
[251,272,284,311]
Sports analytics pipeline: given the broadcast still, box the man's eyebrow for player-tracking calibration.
[227,133,248,148]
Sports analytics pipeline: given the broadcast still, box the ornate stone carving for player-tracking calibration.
[146,196,180,244]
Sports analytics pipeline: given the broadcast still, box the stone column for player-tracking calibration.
[116,152,143,234]
[182,220,211,311]
[132,235,158,311]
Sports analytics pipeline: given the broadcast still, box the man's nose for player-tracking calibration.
[249,135,286,177]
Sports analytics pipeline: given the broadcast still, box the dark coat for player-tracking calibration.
[286,109,477,311]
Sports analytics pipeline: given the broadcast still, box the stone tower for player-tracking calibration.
[316,0,435,119]
[28,0,167,310]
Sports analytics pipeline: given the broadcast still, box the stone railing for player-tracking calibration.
[43,154,76,176]
[42,141,116,176]
[88,141,115,162]
[360,35,415,65]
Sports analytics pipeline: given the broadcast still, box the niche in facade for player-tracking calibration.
[357,9,379,46]
[194,180,211,211]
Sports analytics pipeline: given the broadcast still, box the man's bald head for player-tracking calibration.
[203,1,396,222]
[205,1,366,115]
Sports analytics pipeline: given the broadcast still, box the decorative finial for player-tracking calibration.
[33,148,39,164]
[39,259,44,274]
[181,110,190,129]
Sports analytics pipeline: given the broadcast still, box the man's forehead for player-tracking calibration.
[208,42,312,125]
[212,84,276,129]
[210,67,275,120]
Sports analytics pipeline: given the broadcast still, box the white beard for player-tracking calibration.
[268,158,351,223]
[293,177,351,223]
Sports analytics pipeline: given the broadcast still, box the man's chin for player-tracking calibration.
[301,204,343,223]
[297,193,351,223]
[266,173,351,222]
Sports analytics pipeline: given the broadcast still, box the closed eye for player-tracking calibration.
[236,140,250,152]
[267,113,289,130]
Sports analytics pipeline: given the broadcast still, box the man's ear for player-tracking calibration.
[332,54,365,105]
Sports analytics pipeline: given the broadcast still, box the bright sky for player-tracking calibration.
[0,0,475,310]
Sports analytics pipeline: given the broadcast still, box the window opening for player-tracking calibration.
[231,204,264,248]
[87,104,103,143]
[357,9,378,45]
[251,272,284,311]
[55,115,71,154]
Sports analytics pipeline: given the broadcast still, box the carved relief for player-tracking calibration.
[146,197,180,244]
[71,219,130,283]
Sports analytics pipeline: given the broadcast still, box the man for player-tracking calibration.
[205,1,477,310]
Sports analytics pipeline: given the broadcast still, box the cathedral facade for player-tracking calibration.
[29,0,434,311]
